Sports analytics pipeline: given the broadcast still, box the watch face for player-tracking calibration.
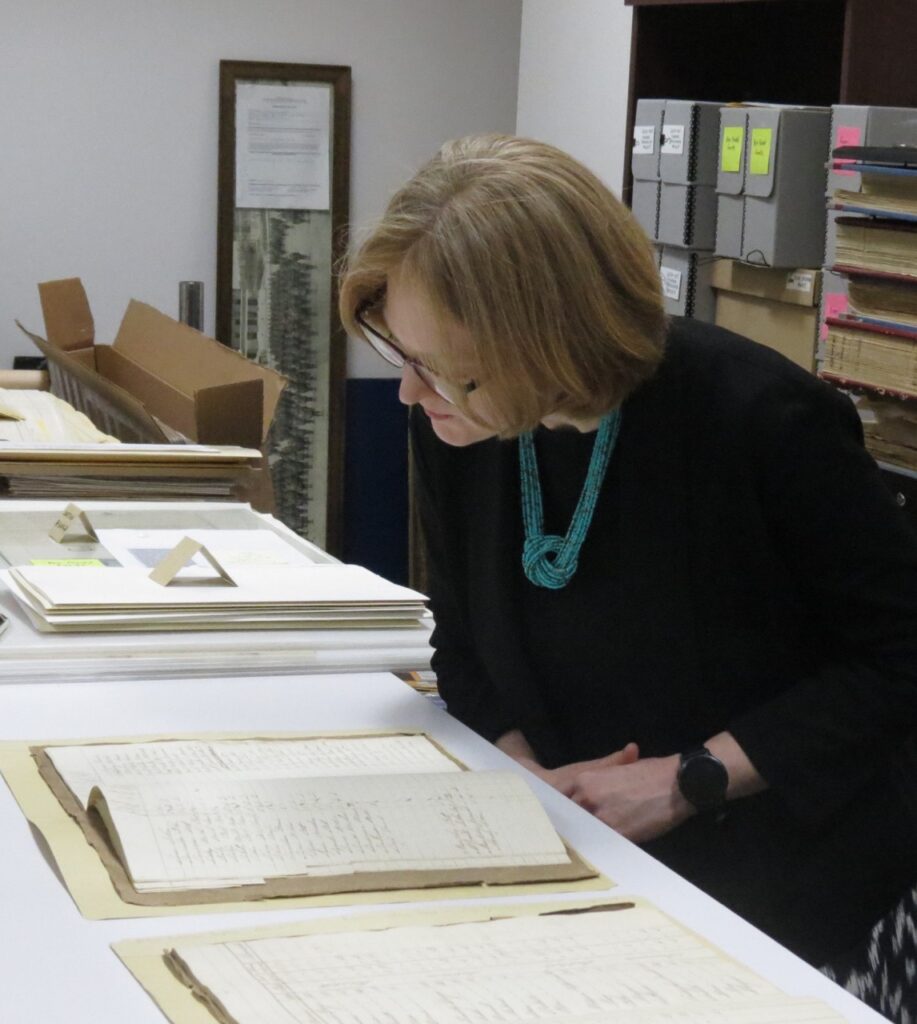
[678,752,728,812]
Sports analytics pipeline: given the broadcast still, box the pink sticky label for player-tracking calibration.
[821,293,849,340]
[834,125,862,177]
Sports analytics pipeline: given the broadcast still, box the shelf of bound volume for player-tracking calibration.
[820,106,917,476]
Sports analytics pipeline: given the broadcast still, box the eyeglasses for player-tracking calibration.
[354,299,478,405]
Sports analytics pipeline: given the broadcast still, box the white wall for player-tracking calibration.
[517,0,632,194]
[0,0,522,376]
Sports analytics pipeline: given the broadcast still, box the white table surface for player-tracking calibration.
[0,671,887,1023]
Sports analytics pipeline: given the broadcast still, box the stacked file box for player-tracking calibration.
[632,99,721,321]
[715,105,830,268]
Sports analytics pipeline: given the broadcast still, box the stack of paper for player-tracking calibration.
[0,441,262,500]
[0,388,262,499]
[4,560,429,632]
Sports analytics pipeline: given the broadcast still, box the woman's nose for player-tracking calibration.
[397,363,432,405]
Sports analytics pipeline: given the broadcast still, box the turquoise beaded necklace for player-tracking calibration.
[519,409,622,590]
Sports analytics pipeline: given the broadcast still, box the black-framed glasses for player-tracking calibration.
[354,299,478,405]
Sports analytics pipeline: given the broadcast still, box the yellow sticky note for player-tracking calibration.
[749,128,773,176]
[720,127,744,173]
[31,559,104,567]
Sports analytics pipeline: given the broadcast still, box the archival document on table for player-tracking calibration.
[35,734,594,904]
[164,904,846,1024]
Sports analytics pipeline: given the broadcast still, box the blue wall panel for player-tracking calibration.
[342,377,409,585]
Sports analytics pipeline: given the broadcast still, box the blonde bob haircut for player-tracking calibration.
[339,134,667,437]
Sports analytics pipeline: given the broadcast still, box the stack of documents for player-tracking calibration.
[0,388,261,499]
[4,559,428,632]
[0,442,261,500]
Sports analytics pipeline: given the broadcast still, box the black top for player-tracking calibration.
[410,317,917,966]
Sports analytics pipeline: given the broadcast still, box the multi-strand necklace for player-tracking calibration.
[519,409,622,589]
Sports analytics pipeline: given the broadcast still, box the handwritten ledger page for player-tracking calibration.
[166,906,844,1024]
[90,771,570,891]
[42,736,578,895]
[46,735,462,807]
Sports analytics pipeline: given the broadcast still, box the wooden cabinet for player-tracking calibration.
[623,0,917,202]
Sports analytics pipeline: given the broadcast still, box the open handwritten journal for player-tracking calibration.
[138,903,844,1023]
[34,734,595,904]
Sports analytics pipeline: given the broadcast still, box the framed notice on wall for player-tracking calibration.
[217,60,351,554]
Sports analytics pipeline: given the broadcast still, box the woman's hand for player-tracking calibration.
[495,728,765,845]
[554,754,694,843]
[496,731,643,790]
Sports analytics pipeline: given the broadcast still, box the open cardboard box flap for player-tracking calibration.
[20,278,286,449]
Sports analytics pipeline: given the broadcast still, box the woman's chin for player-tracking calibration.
[428,412,496,447]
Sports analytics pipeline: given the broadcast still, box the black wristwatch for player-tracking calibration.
[677,746,728,818]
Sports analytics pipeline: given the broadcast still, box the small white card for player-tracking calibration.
[660,266,683,302]
[661,124,685,155]
[632,125,656,155]
[785,270,815,293]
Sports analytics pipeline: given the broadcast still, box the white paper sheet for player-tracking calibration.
[235,82,331,210]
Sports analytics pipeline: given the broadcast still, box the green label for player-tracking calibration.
[31,558,104,567]
[749,128,773,176]
[720,126,744,173]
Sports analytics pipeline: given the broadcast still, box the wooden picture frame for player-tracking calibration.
[217,60,351,554]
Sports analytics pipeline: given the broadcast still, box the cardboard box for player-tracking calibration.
[711,260,822,371]
[16,278,287,510]
[18,278,286,448]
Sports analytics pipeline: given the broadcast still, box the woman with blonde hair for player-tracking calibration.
[340,134,917,974]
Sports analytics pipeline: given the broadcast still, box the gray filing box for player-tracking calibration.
[659,100,723,186]
[631,98,667,241]
[715,107,748,259]
[716,195,744,259]
[742,106,830,268]
[658,246,716,322]
[632,99,666,182]
[632,179,661,240]
[658,183,717,249]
